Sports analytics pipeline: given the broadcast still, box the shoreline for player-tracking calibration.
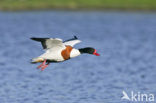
[1,8,156,12]
[0,0,156,12]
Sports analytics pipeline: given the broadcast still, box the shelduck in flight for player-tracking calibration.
[31,36,100,71]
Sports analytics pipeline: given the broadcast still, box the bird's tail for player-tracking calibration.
[31,57,44,64]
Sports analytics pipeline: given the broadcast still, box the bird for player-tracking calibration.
[31,36,100,71]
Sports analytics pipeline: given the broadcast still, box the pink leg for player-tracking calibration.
[37,59,46,69]
[41,63,50,71]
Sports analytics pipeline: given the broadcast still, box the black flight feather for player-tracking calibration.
[63,36,78,42]
[31,37,49,49]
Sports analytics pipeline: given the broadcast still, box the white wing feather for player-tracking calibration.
[63,40,81,47]
[40,38,66,61]
[45,38,65,49]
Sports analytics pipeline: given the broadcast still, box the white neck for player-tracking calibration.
[70,48,81,58]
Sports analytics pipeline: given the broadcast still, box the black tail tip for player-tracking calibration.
[31,61,37,64]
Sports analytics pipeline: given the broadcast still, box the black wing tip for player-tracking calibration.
[30,37,36,40]
[30,37,41,41]
[63,35,79,43]
[30,37,49,42]
[74,35,78,39]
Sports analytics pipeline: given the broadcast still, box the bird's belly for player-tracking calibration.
[40,51,64,62]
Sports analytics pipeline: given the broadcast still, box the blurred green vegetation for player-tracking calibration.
[0,0,156,11]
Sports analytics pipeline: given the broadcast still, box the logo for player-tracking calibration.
[121,91,155,102]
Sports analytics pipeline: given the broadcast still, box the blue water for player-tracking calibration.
[0,11,156,103]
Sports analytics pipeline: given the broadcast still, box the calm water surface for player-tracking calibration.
[0,11,156,103]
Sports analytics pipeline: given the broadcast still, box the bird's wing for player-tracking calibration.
[63,36,81,47]
[31,37,65,50]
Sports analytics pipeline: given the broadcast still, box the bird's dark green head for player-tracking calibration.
[79,47,100,56]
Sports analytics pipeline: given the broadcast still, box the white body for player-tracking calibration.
[39,48,65,62]
[39,48,81,62]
